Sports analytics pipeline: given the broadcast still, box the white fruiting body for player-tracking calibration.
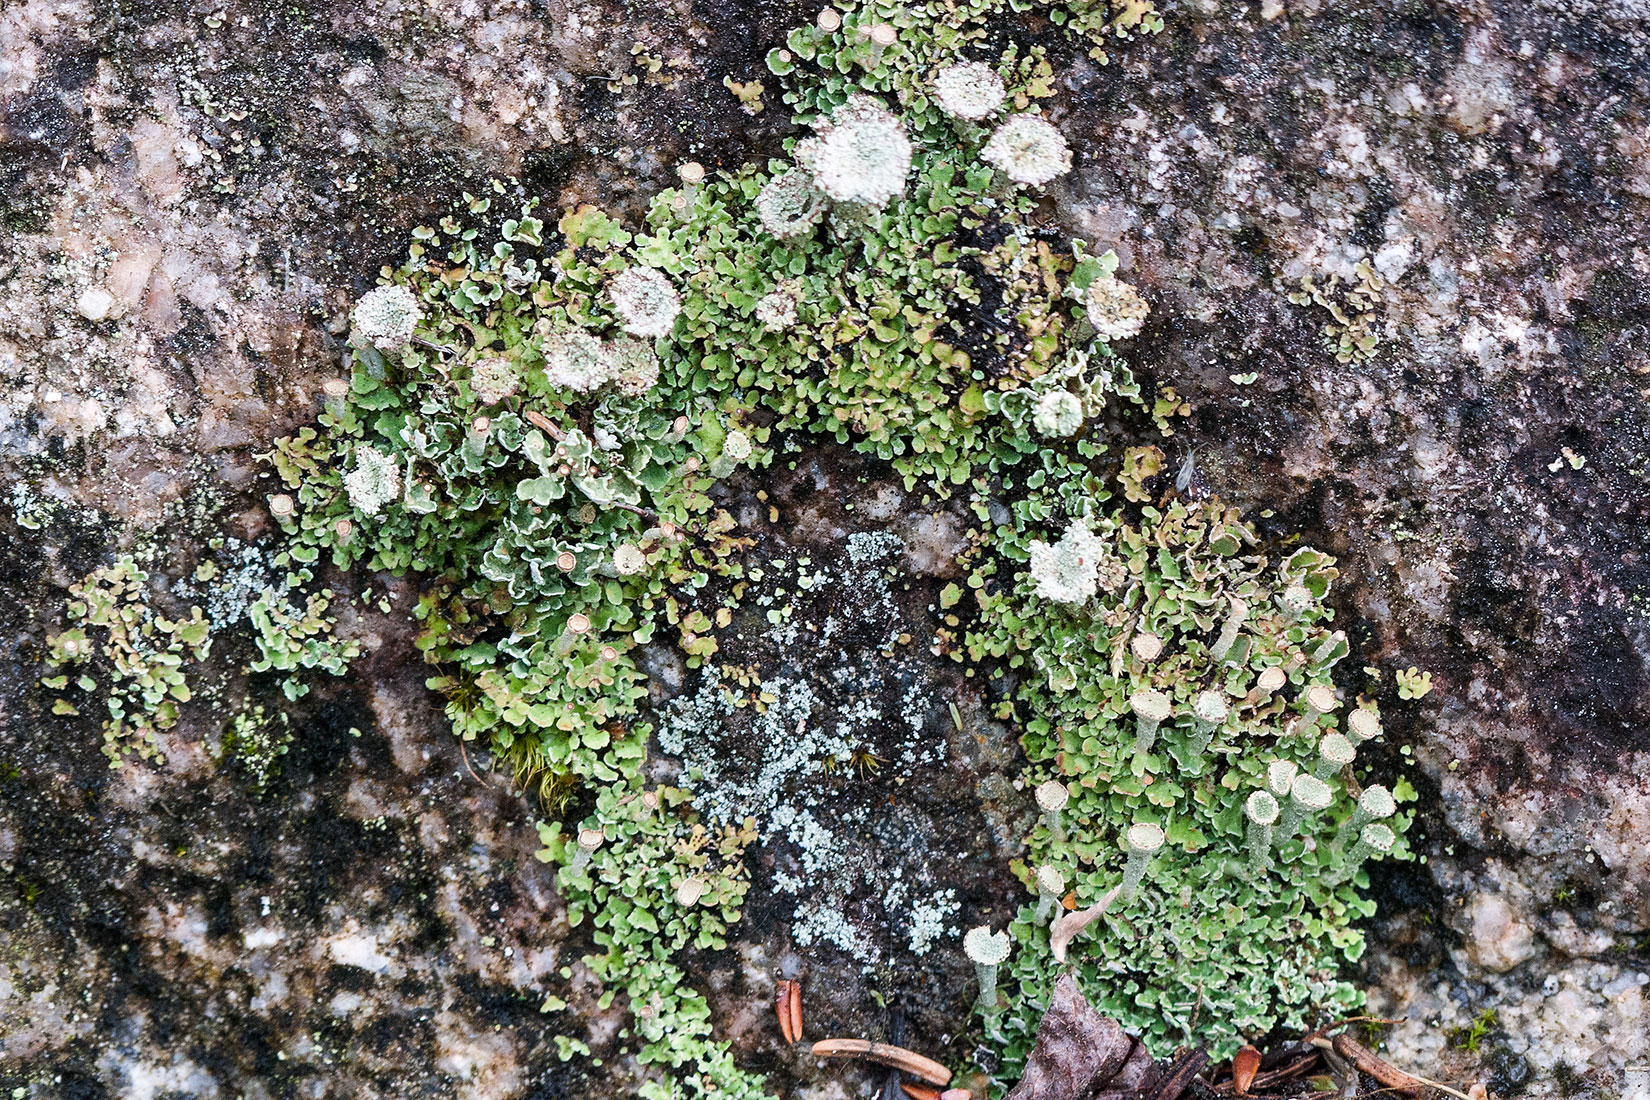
[755,168,830,239]
[1033,389,1084,437]
[1082,275,1150,342]
[797,95,912,207]
[343,445,402,517]
[981,114,1072,186]
[1027,519,1107,605]
[352,284,421,350]
[608,267,681,338]
[932,60,1006,121]
[543,328,615,393]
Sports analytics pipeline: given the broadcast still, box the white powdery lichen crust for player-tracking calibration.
[1027,519,1108,604]
[981,114,1072,187]
[1084,275,1150,342]
[542,328,614,393]
[1033,389,1083,437]
[468,357,518,404]
[343,445,402,516]
[351,285,421,350]
[609,335,661,396]
[754,289,798,331]
[755,169,830,239]
[607,266,681,338]
[797,95,913,207]
[932,61,1006,121]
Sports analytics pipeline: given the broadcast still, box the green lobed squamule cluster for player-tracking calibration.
[953,460,1414,1072]
[244,0,1413,1092]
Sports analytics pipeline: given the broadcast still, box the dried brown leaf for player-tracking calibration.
[1049,885,1120,963]
[1004,975,1134,1100]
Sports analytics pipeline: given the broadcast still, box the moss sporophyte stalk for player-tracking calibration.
[42,0,1415,1094]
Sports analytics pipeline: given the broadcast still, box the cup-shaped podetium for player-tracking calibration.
[1277,774,1334,841]
[568,826,605,874]
[964,925,1013,1010]
[1035,779,1070,842]
[1346,708,1382,745]
[1300,683,1339,730]
[1332,784,1397,850]
[1188,690,1229,756]
[1314,731,1356,780]
[1120,821,1165,902]
[1034,864,1066,922]
[1327,822,1398,885]
[1266,758,1299,801]
[1129,689,1173,768]
[1245,790,1280,875]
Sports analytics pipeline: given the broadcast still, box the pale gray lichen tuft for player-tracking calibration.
[1026,518,1108,605]
[541,327,615,393]
[609,334,662,396]
[608,266,682,338]
[754,168,831,239]
[1032,389,1084,437]
[468,356,519,404]
[754,288,799,331]
[796,94,913,207]
[351,284,421,350]
[981,113,1072,186]
[1083,274,1150,342]
[343,445,402,517]
[932,60,1007,121]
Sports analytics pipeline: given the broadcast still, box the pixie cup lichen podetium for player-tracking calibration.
[965,925,1013,1010]
[1245,790,1280,875]
[1120,822,1165,902]
[1035,864,1067,921]
[1314,731,1356,780]
[1277,774,1334,842]
[1333,785,1397,850]
[1129,689,1173,770]
[1036,779,1070,841]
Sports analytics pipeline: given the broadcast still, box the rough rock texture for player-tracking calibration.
[3,0,1650,1098]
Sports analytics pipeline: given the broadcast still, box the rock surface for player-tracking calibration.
[3,0,1649,1098]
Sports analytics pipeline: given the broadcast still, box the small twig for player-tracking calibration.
[811,1039,951,1087]
[1330,1035,1437,1100]
[1147,1049,1210,1100]
[458,740,498,788]
[522,409,567,441]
